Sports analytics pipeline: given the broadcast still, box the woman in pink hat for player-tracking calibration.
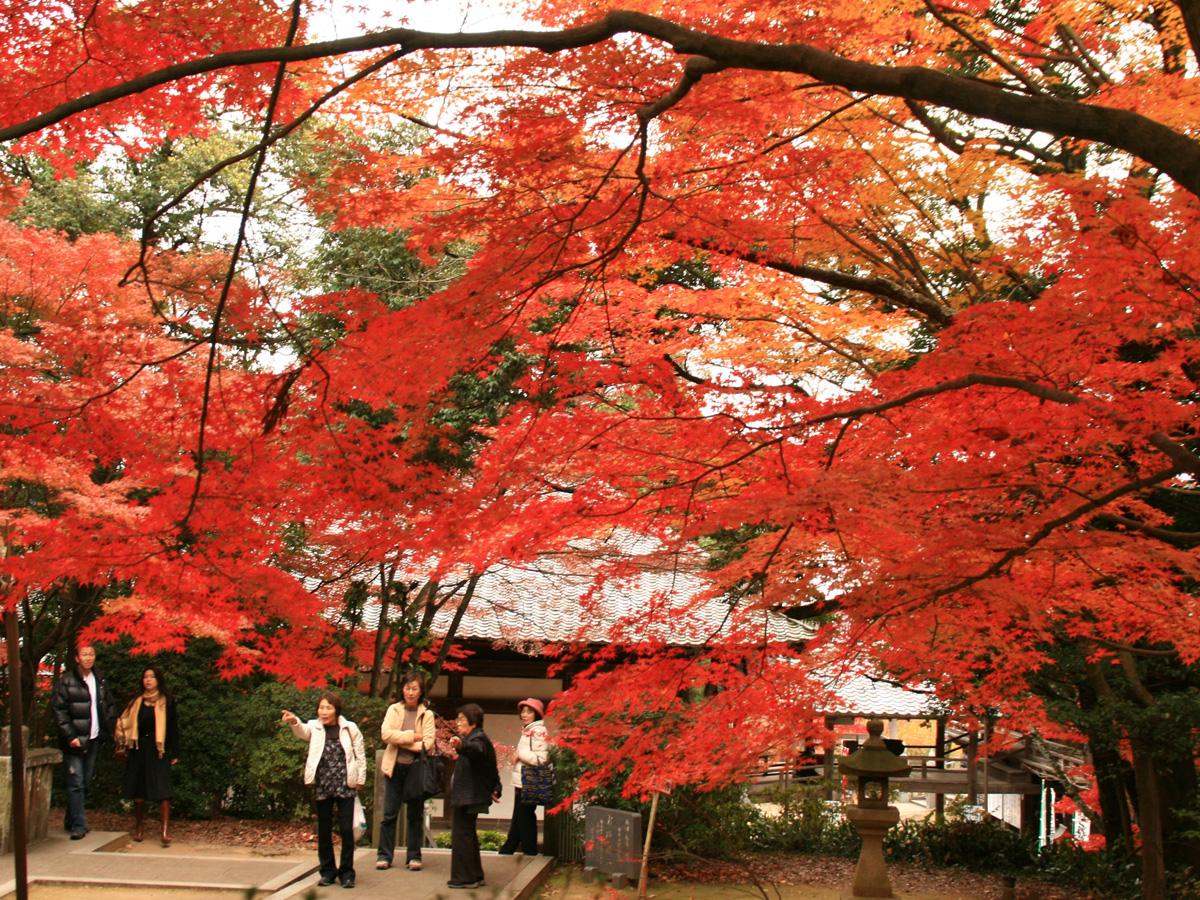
[498,698,548,855]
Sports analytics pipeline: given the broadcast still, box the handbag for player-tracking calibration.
[402,746,442,802]
[520,762,554,805]
[113,742,129,764]
[352,794,367,842]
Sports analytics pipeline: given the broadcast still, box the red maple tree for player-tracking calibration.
[1,1,1198,893]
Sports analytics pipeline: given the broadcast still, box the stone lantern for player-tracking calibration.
[838,719,911,899]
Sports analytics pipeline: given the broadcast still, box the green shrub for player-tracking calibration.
[434,829,505,850]
[883,818,1035,872]
[228,682,388,822]
[50,641,388,823]
[479,829,505,850]
[53,638,270,819]
[751,782,857,857]
[1037,837,1140,898]
[550,744,763,860]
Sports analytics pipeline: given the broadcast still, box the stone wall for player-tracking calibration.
[0,739,63,854]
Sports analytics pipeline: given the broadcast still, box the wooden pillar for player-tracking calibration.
[966,729,979,805]
[823,716,837,800]
[934,718,946,823]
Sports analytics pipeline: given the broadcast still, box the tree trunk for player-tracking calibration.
[1130,738,1166,900]
[1091,744,1133,843]
[1158,742,1200,874]
[369,566,394,698]
[425,573,479,696]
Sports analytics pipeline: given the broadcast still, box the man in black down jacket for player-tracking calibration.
[51,643,116,839]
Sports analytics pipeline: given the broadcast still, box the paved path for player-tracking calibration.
[2,831,554,900]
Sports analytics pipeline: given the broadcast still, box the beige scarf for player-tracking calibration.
[117,692,168,758]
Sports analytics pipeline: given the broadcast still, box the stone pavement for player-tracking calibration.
[1,831,554,900]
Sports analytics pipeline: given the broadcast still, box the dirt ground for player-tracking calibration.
[538,868,983,900]
[571,853,1091,900]
[50,808,315,858]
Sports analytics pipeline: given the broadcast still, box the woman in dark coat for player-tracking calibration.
[446,703,501,890]
[115,666,179,846]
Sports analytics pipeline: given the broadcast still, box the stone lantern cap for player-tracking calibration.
[838,719,911,779]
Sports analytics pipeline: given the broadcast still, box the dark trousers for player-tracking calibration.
[63,740,100,834]
[450,806,484,885]
[376,763,424,865]
[315,796,357,882]
[499,787,539,855]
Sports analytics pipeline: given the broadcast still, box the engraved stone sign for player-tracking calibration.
[584,805,642,883]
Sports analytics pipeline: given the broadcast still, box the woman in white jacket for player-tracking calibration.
[498,697,549,856]
[282,693,366,889]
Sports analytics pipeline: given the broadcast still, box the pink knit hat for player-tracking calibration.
[518,697,545,718]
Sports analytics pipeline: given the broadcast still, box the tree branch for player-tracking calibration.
[1148,431,1200,477]
[6,11,1200,195]
[1092,511,1200,544]
[670,234,956,324]
[1172,0,1200,64]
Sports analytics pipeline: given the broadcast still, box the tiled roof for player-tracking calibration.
[361,529,813,648]
[817,672,938,718]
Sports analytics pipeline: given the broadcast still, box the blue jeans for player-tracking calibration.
[63,740,100,834]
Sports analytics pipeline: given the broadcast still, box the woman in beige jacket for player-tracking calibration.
[376,672,437,870]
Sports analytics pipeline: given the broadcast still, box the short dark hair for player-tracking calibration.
[319,691,343,718]
[457,703,484,728]
[398,671,427,702]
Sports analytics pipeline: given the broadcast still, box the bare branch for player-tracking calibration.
[670,234,956,324]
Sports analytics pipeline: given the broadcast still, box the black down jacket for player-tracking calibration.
[51,667,116,753]
[449,727,501,810]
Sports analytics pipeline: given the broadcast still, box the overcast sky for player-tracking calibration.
[313,0,537,39]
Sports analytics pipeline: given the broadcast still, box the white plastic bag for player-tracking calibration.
[352,794,367,842]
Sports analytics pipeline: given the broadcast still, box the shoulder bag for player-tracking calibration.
[403,744,443,801]
[520,760,554,805]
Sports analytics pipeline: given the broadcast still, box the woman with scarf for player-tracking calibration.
[116,666,179,846]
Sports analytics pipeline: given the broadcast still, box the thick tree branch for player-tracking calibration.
[6,11,1200,195]
[1090,637,1179,658]
[1118,650,1157,708]
[1173,0,1200,63]
[1148,431,1200,477]
[1093,511,1200,544]
[637,56,726,122]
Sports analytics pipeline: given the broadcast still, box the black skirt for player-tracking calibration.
[121,702,176,802]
